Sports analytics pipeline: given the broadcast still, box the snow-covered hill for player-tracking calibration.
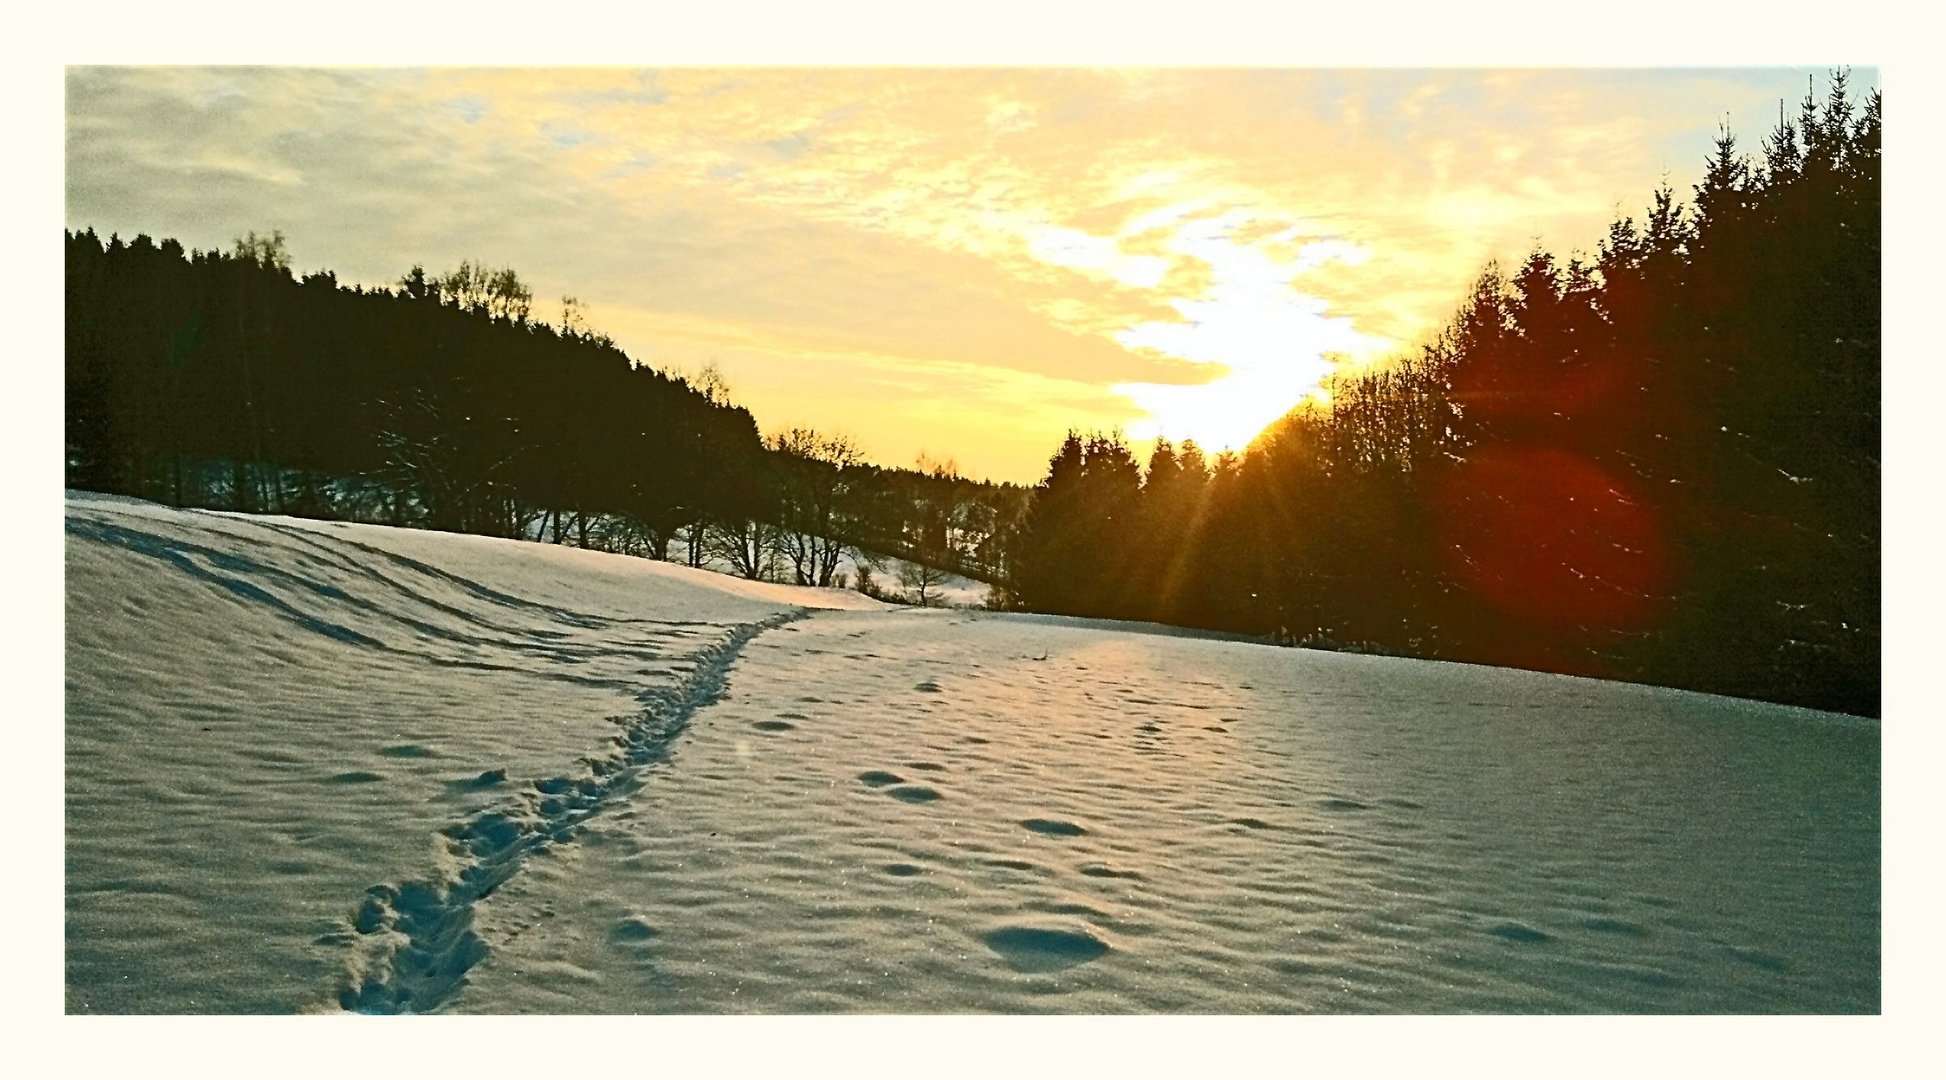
[64,492,1879,1013]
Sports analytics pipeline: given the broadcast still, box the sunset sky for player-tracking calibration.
[65,65,1876,483]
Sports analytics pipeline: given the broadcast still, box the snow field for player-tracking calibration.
[64,493,1877,1013]
[64,492,870,1012]
[460,611,1877,1013]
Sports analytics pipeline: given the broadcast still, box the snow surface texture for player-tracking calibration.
[65,493,1879,1013]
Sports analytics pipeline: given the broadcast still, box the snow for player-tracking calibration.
[680,541,995,609]
[64,492,1878,1014]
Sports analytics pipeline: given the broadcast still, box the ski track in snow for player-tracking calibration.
[64,493,1879,1014]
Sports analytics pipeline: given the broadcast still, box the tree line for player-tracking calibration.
[1005,74,1880,717]
[64,73,1878,713]
[64,228,1025,601]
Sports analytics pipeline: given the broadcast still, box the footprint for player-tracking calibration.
[453,767,507,791]
[447,812,522,857]
[1488,922,1551,944]
[613,917,659,943]
[884,863,924,877]
[887,785,943,803]
[327,771,384,785]
[905,762,947,772]
[379,744,435,759]
[752,720,796,733]
[857,770,904,787]
[915,680,944,693]
[352,893,388,934]
[983,925,1110,973]
[1022,818,1085,837]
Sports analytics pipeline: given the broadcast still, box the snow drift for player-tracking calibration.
[64,492,1878,1013]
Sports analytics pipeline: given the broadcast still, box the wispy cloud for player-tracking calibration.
[65,66,1873,481]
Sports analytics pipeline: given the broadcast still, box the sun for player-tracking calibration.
[1101,209,1387,456]
[1119,370,1309,453]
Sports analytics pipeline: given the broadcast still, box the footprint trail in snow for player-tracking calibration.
[64,493,1878,1014]
[337,612,801,1013]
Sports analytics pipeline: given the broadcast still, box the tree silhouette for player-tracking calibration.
[771,427,867,587]
[63,74,1877,715]
[65,229,770,555]
[1002,72,1878,714]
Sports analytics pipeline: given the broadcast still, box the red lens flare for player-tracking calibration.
[1435,445,1669,633]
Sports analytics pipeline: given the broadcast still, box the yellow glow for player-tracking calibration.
[64,66,1854,482]
[1110,207,1389,451]
[1026,226,1172,289]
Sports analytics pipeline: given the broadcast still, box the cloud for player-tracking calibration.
[64,66,1876,482]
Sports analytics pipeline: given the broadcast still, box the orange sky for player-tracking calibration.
[65,66,1876,483]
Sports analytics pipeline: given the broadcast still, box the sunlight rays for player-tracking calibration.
[1106,207,1388,450]
[64,66,1868,481]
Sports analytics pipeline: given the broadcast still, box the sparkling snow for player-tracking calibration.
[64,492,1878,1014]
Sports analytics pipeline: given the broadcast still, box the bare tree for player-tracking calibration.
[894,454,963,605]
[559,294,585,337]
[486,266,533,324]
[897,556,952,607]
[705,516,784,581]
[684,361,736,406]
[437,260,533,324]
[373,390,525,536]
[771,426,866,587]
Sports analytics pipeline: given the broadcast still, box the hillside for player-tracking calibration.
[65,492,1878,1013]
